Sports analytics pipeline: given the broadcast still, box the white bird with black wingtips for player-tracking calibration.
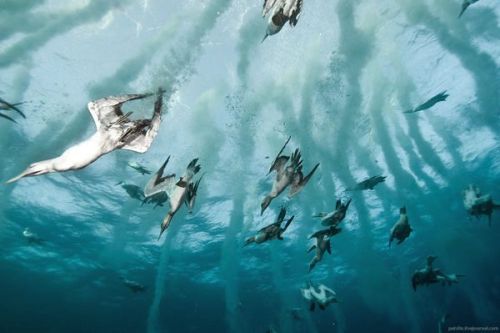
[144,156,203,240]
[6,88,165,183]
[261,136,319,215]
[261,0,303,42]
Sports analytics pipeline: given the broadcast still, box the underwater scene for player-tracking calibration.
[1,0,499,332]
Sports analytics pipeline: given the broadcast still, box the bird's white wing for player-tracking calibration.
[121,115,161,153]
[301,287,312,300]
[87,93,152,130]
[319,285,336,298]
[121,89,164,153]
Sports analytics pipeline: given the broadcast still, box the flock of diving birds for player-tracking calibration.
[2,0,498,327]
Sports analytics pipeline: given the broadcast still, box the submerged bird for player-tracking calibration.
[301,281,339,311]
[313,198,351,227]
[22,228,43,245]
[389,207,412,247]
[7,88,165,183]
[144,156,203,240]
[117,182,145,202]
[347,175,386,191]
[459,0,479,18]
[0,97,26,123]
[261,136,319,215]
[307,227,341,272]
[411,256,463,291]
[127,161,151,175]
[403,91,449,114]
[463,184,499,226]
[121,277,146,293]
[245,207,294,246]
[261,0,303,42]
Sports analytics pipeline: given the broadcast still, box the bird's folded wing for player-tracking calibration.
[289,163,319,196]
[289,171,304,196]
[87,94,150,130]
[0,112,17,123]
[144,174,176,198]
[276,207,287,224]
[283,216,294,231]
[0,97,26,118]
[286,0,302,26]
[185,176,203,207]
[268,136,291,174]
[321,285,335,296]
[263,0,279,16]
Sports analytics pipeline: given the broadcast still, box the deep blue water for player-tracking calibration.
[1,1,499,332]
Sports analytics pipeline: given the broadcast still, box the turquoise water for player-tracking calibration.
[0,1,499,332]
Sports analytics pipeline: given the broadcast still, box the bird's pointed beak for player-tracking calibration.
[157,224,168,241]
[6,161,53,184]
[6,169,32,184]
[261,33,269,44]
[157,214,173,241]
[458,4,468,17]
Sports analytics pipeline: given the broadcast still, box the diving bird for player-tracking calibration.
[0,97,26,123]
[301,281,339,311]
[347,175,386,191]
[403,91,449,114]
[313,198,351,227]
[121,277,146,293]
[389,207,412,247]
[22,228,43,245]
[411,256,463,291]
[459,0,479,18]
[7,88,165,183]
[463,184,499,226]
[261,136,319,215]
[127,161,151,175]
[244,207,294,246]
[261,0,303,42]
[307,227,341,272]
[144,156,203,240]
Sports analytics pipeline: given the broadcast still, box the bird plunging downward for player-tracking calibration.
[261,0,303,42]
[7,88,165,183]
